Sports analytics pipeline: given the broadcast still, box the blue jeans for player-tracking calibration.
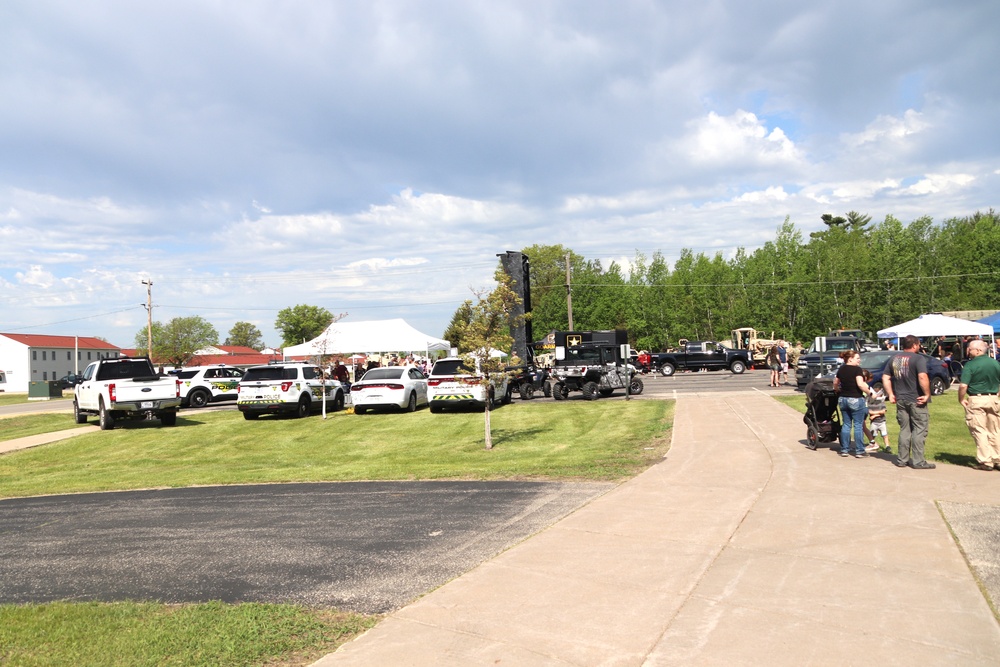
[839,396,868,454]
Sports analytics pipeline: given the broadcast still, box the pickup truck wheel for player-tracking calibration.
[73,400,88,424]
[98,399,115,431]
[188,389,210,408]
[629,377,644,395]
[519,384,535,400]
[660,363,676,377]
[160,410,177,426]
[581,381,599,400]
[295,397,310,418]
[931,376,946,396]
[730,360,746,375]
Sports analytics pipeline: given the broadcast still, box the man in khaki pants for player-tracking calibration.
[958,339,1000,470]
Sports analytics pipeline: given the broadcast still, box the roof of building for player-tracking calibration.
[0,333,120,349]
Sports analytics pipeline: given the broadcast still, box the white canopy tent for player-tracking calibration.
[877,313,994,341]
[282,319,451,358]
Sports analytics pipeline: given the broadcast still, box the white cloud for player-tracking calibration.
[902,173,975,195]
[678,110,802,167]
[735,186,789,203]
[842,110,930,148]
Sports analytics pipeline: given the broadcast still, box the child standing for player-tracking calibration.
[863,369,891,453]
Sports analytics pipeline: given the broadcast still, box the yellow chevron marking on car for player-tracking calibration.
[432,394,476,401]
[237,399,282,405]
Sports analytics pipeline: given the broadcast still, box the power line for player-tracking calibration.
[3,306,145,332]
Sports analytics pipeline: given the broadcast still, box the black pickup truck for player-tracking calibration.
[656,341,751,376]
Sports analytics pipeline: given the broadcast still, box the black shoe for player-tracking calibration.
[974,462,995,471]
[894,459,908,467]
[909,461,936,470]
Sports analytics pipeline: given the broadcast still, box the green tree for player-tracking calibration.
[459,271,522,450]
[224,321,264,349]
[134,316,218,366]
[442,302,473,351]
[275,304,337,348]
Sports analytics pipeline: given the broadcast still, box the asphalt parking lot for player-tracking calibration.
[0,481,612,613]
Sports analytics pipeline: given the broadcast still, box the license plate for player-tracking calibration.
[140,401,154,409]
[368,394,382,400]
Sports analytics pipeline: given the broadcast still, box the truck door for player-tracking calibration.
[707,342,728,370]
[76,363,98,410]
[685,342,710,369]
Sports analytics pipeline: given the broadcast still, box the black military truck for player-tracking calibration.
[550,330,643,400]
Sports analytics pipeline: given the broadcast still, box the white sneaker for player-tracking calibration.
[865,443,878,453]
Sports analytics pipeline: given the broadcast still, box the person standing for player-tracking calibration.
[766,344,781,387]
[834,350,872,458]
[958,339,1000,471]
[777,341,789,385]
[883,334,934,469]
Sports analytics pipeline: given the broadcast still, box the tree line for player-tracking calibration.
[447,210,1000,352]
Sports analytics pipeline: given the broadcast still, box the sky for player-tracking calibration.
[2,0,998,350]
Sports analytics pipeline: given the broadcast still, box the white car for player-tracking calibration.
[237,362,346,420]
[351,365,428,414]
[426,357,509,413]
[175,365,244,408]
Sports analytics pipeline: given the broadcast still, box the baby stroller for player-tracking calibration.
[803,376,841,450]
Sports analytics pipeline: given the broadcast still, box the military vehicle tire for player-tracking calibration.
[581,381,599,400]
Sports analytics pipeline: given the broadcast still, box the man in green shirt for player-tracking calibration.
[958,339,1000,470]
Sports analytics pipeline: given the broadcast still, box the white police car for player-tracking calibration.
[237,362,346,420]
[175,365,244,408]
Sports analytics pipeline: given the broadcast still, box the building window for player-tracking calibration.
[87,352,92,360]
[43,371,47,380]
[78,351,82,360]
[67,351,71,360]
[33,351,37,360]
[43,351,47,361]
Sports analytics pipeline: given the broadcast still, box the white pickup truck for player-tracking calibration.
[73,357,182,430]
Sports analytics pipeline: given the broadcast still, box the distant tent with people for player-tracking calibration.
[282,319,451,358]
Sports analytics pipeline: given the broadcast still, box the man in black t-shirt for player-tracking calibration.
[883,335,934,469]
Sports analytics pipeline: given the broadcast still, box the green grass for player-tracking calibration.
[0,600,377,667]
[774,393,977,466]
[0,393,33,406]
[0,401,673,499]
[0,413,88,441]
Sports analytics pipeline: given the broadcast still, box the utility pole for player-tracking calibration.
[565,252,574,330]
[141,278,153,358]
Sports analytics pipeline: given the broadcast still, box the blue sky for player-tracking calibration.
[2,0,998,349]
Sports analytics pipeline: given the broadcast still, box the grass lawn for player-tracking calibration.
[0,600,377,667]
[773,393,978,467]
[0,413,88,441]
[0,401,673,499]
[0,393,34,406]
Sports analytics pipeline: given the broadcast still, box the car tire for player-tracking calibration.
[730,360,746,375]
[160,410,177,426]
[406,392,417,412]
[295,397,310,418]
[581,381,599,400]
[188,389,210,408]
[429,403,442,413]
[503,386,513,405]
[243,411,259,420]
[931,376,946,395]
[73,400,88,424]
[99,399,115,431]
[629,377,644,395]
[355,406,368,415]
[660,363,676,377]
[543,381,552,398]
[519,383,535,400]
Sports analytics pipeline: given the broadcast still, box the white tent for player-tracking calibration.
[283,319,451,358]
[877,313,994,340]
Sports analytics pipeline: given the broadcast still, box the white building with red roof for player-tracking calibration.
[0,333,122,393]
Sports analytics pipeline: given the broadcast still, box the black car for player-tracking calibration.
[860,351,951,396]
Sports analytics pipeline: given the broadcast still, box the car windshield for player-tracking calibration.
[362,368,404,381]
[243,367,298,381]
[431,359,474,376]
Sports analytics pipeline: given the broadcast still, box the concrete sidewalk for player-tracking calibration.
[0,426,96,455]
[315,391,1000,666]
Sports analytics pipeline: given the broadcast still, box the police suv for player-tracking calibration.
[237,362,346,419]
[175,364,244,408]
